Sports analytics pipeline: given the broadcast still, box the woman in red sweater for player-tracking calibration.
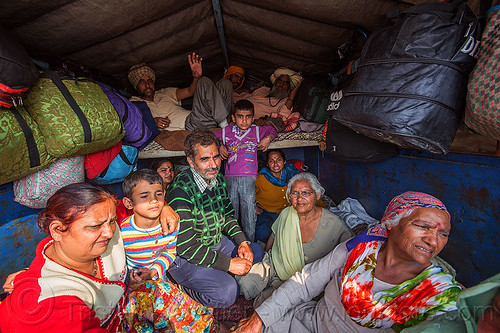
[0,183,127,332]
[0,182,209,333]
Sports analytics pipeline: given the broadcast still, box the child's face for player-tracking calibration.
[232,109,254,131]
[129,179,164,222]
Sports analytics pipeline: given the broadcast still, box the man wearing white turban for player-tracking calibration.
[128,52,232,131]
[234,67,303,132]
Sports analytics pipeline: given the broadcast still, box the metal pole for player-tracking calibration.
[211,0,230,69]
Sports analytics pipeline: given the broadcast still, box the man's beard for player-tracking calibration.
[193,163,220,180]
[269,85,290,100]
[140,87,155,99]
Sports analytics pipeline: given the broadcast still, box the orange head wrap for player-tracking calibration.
[223,66,245,90]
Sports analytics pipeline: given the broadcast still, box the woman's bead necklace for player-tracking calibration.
[52,244,98,277]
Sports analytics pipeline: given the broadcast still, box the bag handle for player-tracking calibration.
[41,70,92,143]
[11,107,41,168]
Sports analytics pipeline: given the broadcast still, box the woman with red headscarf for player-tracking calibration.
[231,191,462,333]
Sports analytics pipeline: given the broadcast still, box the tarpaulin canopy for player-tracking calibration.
[0,0,485,92]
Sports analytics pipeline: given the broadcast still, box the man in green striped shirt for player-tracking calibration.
[166,129,265,308]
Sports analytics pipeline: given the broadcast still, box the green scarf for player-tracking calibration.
[271,206,305,280]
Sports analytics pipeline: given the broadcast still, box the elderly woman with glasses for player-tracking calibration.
[237,172,353,307]
[232,191,462,333]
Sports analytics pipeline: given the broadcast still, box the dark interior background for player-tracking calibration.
[1,0,489,94]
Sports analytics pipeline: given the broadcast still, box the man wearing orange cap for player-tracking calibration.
[128,52,232,131]
[223,66,246,93]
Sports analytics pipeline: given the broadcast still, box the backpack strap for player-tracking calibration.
[119,147,138,165]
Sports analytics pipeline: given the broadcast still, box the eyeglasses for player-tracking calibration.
[289,190,314,199]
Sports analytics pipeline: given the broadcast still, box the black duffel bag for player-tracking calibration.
[331,2,481,154]
[325,81,398,162]
[326,117,398,162]
[0,26,39,108]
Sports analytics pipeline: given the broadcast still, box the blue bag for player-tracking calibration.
[93,145,138,185]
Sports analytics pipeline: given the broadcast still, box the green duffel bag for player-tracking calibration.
[19,70,124,157]
[0,106,56,185]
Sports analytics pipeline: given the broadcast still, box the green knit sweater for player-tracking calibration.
[166,169,246,271]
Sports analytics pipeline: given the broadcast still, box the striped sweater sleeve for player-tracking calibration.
[150,231,177,279]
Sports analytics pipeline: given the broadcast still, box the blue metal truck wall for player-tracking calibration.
[0,148,498,288]
[308,148,499,288]
[0,184,44,284]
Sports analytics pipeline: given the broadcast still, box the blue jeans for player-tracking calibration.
[167,236,264,308]
[226,176,257,242]
[255,210,279,243]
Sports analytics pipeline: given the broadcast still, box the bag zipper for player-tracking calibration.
[359,58,468,77]
[343,91,458,114]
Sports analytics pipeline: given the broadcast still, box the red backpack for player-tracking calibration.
[287,159,308,172]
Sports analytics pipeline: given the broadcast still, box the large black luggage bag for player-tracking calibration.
[331,2,481,154]
[0,27,39,108]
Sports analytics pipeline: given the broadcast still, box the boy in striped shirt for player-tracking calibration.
[120,169,178,281]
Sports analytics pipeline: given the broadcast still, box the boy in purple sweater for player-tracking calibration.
[215,99,277,241]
